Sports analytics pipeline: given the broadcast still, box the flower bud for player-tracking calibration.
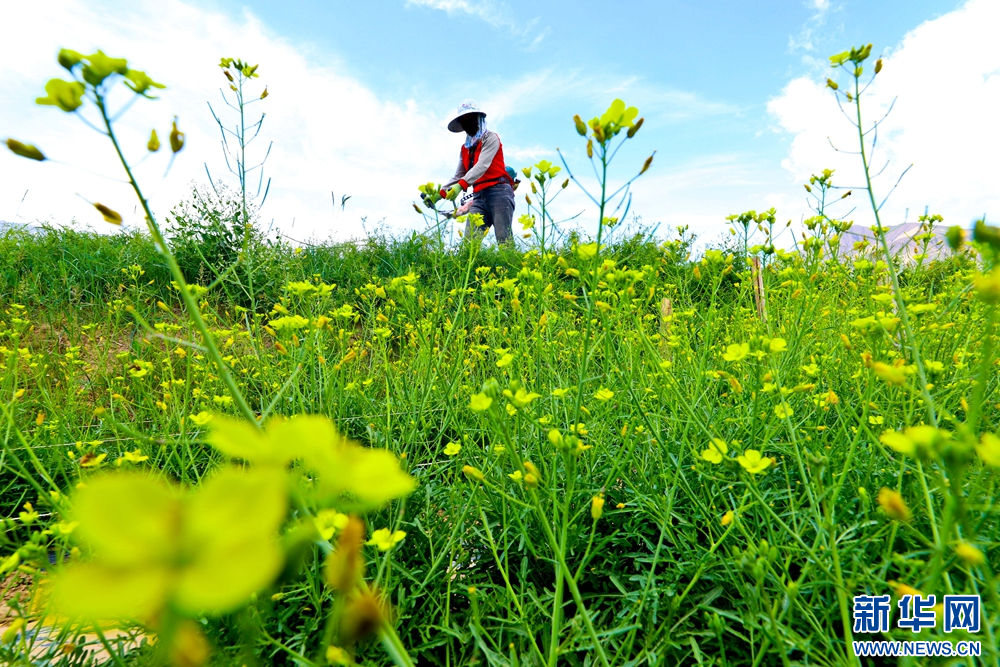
[626,117,644,139]
[875,58,883,74]
[640,154,653,175]
[561,179,569,189]
[58,49,84,71]
[5,139,46,161]
[573,114,587,136]
[324,515,365,592]
[147,129,160,152]
[462,465,485,482]
[826,78,839,91]
[523,461,541,487]
[223,70,234,82]
[260,87,269,99]
[94,203,122,225]
[590,494,605,520]
[804,184,811,193]
[169,117,185,153]
[340,592,385,647]
[586,140,593,159]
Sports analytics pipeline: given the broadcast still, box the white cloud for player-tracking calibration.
[404,0,547,47]
[769,0,1000,231]
[0,0,459,240]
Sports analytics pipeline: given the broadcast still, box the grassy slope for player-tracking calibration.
[0,226,997,666]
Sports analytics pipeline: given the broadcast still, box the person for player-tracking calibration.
[439,100,516,244]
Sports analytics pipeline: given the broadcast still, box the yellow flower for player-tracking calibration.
[768,338,787,353]
[314,509,349,540]
[207,415,415,510]
[79,453,107,468]
[872,362,906,386]
[879,426,947,457]
[955,541,985,566]
[722,343,749,362]
[575,243,599,260]
[443,442,462,456]
[552,388,570,398]
[737,449,770,474]
[877,487,911,522]
[51,467,287,620]
[700,438,728,464]
[189,411,213,427]
[496,353,514,368]
[721,510,734,526]
[469,393,493,412]
[366,528,406,551]
[122,449,148,463]
[503,387,541,408]
[774,403,794,419]
[594,388,614,402]
[508,470,523,482]
[977,433,1000,467]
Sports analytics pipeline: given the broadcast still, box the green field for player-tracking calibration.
[1,45,998,667]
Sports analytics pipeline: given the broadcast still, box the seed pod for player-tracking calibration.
[626,117,644,139]
[561,179,569,189]
[573,114,587,136]
[412,203,423,214]
[260,87,269,99]
[640,154,653,175]
[5,139,45,161]
[875,58,883,74]
[324,515,365,593]
[340,592,385,647]
[846,92,853,102]
[586,140,593,159]
[804,184,811,193]
[223,70,234,82]
[94,203,122,225]
[841,190,851,199]
[525,194,532,206]
[169,117,185,153]
[826,78,839,91]
[147,129,160,152]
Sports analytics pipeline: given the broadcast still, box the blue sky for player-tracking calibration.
[2,0,996,244]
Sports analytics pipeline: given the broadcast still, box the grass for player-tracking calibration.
[0,218,997,666]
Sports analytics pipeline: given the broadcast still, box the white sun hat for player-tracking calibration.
[447,99,486,133]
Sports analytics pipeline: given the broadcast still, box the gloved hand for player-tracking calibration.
[446,185,462,201]
[439,189,448,199]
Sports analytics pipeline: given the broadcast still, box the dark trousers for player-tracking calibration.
[466,183,515,244]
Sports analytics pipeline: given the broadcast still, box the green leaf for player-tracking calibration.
[35,79,85,112]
